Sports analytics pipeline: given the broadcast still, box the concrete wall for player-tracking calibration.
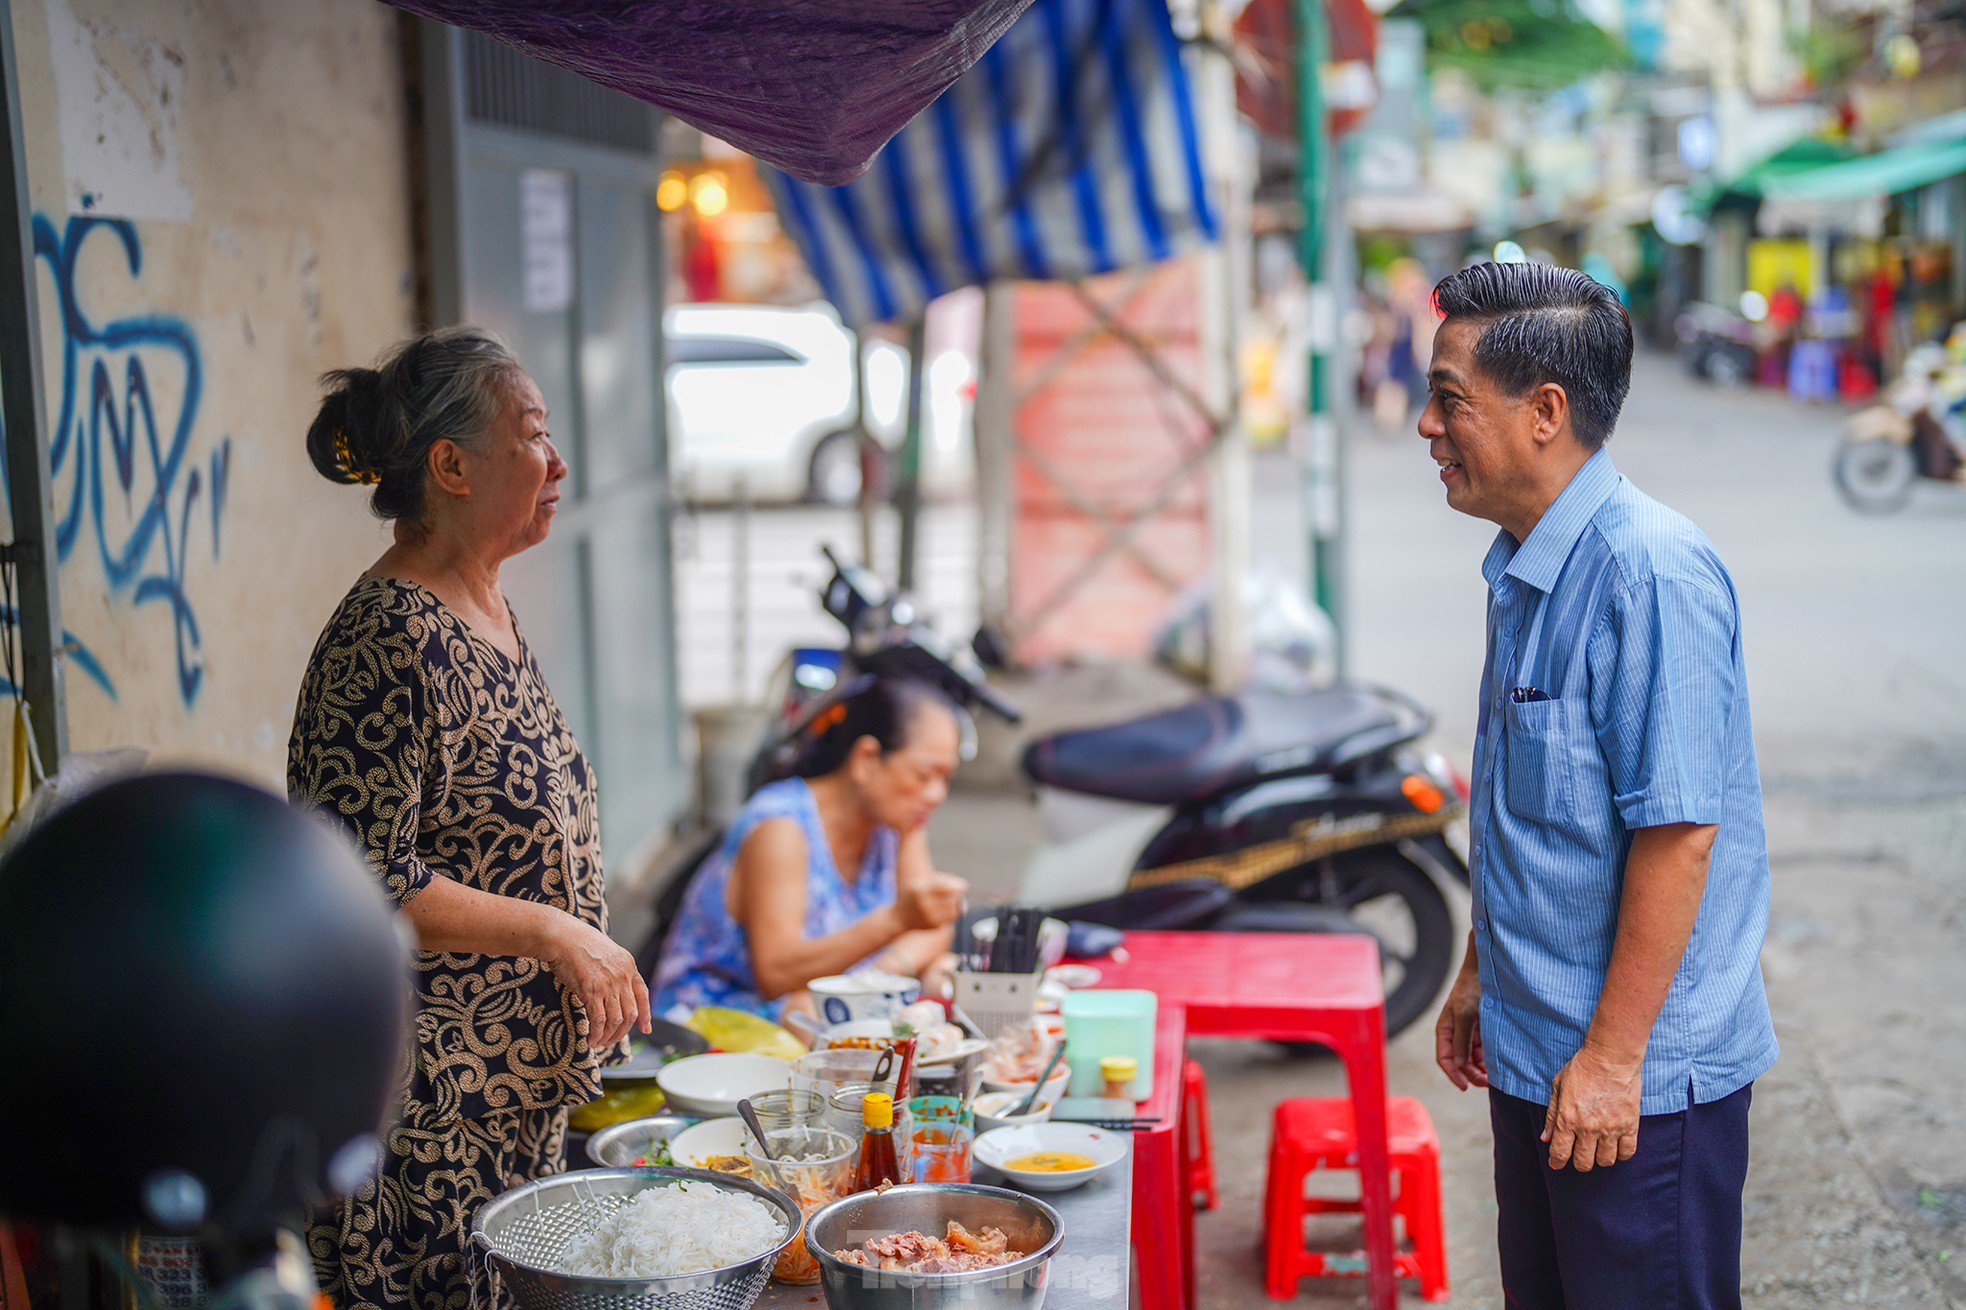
[7,0,416,786]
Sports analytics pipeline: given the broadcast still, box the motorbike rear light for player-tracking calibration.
[1401,774,1446,814]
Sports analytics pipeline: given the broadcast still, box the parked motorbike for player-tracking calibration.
[1835,340,1966,514]
[1674,302,1760,389]
[640,548,1471,1041]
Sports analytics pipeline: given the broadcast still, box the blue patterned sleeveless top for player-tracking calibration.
[653,778,899,1020]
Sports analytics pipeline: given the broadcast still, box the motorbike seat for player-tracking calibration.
[1022,687,1410,806]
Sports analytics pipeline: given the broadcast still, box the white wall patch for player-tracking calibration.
[44,0,194,222]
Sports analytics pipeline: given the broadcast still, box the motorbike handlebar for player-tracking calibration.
[970,680,1025,725]
[813,548,1021,725]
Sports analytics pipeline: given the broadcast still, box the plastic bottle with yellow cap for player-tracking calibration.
[1099,1055,1139,1101]
[853,1091,902,1191]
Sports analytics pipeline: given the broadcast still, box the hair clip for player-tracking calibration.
[333,430,380,486]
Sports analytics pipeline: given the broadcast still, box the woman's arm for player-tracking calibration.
[729,819,911,1001]
[894,825,935,888]
[879,828,960,979]
[874,927,956,977]
[401,875,651,1049]
[399,872,563,956]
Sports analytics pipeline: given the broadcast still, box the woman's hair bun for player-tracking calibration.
[303,328,522,523]
[304,366,390,488]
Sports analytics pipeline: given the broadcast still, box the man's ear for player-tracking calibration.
[1530,382,1570,447]
[427,439,471,498]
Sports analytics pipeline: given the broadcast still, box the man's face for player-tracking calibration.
[1418,319,1540,529]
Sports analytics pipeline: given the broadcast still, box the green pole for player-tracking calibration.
[896,317,927,592]
[1294,0,1345,674]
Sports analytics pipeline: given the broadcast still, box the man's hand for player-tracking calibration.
[1541,1043,1642,1172]
[1433,962,1488,1091]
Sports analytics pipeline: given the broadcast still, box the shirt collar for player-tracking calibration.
[1495,448,1622,594]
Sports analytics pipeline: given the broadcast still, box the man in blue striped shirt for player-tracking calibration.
[1424,263,1778,1308]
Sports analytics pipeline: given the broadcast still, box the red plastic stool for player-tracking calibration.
[1182,1060,1218,1210]
[1264,1095,1448,1302]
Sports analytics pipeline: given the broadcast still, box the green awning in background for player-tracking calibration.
[1690,137,1856,211]
[1760,135,1966,202]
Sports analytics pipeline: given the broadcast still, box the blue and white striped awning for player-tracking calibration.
[764,0,1219,327]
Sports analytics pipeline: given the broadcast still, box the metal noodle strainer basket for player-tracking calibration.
[471,1166,802,1310]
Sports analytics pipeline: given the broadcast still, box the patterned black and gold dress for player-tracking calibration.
[288,575,612,1310]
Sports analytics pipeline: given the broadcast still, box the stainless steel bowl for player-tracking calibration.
[471,1166,801,1310]
[802,1183,1064,1309]
[585,1114,694,1167]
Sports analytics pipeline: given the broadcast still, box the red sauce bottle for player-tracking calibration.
[853,1091,902,1192]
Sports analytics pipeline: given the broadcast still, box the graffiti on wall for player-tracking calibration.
[0,213,232,707]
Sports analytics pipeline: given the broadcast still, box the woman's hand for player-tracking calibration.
[538,914,651,1050]
[895,872,968,932]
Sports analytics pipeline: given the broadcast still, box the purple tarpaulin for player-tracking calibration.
[385,0,1038,185]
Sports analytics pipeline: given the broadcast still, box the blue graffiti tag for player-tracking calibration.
[0,214,231,707]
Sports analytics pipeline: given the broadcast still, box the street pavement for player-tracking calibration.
[673,350,1966,1305]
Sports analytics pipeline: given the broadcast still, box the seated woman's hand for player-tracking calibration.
[539,914,651,1049]
[897,872,968,932]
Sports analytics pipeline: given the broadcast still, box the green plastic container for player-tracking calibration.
[1060,989,1158,1101]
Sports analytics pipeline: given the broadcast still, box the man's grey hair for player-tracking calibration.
[1431,263,1634,449]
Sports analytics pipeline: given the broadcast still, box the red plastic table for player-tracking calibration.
[1087,931,1396,1310]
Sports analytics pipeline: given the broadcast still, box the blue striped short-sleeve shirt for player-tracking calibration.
[1470,448,1778,1114]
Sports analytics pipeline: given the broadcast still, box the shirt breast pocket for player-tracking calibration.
[1503,697,1585,832]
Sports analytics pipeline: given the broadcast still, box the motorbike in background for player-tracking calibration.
[1835,339,1966,514]
[1674,302,1760,389]
[642,547,1472,1041]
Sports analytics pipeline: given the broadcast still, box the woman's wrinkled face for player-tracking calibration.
[850,704,961,833]
[473,372,568,557]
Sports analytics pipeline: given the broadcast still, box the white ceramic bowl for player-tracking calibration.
[972,1090,1056,1135]
[655,1052,792,1118]
[980,1065,1070,1113]
[665,1116,754,1167]
[974,1122,1127,1192]
[809,971,920,1025]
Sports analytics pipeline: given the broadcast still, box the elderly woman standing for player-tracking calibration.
[288,328,649,1309]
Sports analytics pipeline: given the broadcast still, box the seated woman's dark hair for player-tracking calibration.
[795,678,961,778]
[304,327,524,522]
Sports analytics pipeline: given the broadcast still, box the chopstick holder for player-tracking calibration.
[951,968,1041,1041]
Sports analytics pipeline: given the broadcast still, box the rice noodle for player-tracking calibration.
[558,1179,785,1279]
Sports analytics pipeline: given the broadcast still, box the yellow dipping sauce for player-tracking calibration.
[1005,1151,1097,1173]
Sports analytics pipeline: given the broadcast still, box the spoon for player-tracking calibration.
[736,1098,791,1192]
[1013,1039,1067,1116]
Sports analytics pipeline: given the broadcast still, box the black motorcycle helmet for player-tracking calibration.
[0,772,411,1239]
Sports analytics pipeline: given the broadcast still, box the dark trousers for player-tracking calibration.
[1490,1083,1752,1310]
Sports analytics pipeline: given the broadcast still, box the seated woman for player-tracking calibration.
[654,678,970,1021]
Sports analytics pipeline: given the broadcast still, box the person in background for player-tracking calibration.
[1424,263,1777,1308]
[654,678,969,1021]
[289,328,647,1309]
[1766,279,1805,383]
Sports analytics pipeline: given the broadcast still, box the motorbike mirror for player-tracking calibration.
[972,625,1009,671]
